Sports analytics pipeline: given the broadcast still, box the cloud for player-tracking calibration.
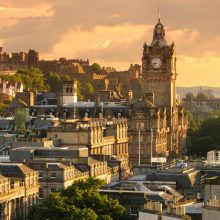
[1,0,220,54]
[0,0,220,86]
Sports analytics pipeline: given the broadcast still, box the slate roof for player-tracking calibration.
[74,164,90,173]
[0,163,36,177]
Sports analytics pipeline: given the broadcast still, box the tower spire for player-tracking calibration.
[158,8,161,22]
[151,9,167,47]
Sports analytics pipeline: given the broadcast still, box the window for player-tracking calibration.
[39,188,43,198]
[51,172,57,178]
[136,123,144,130]
[30,177,34,186]
[39,172,43,178]
[130,207,138,216]
[51,188,56,193]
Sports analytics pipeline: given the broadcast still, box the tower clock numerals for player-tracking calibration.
[151,58,162,69]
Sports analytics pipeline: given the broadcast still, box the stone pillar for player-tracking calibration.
[2,202,8,220]
[8,201,11,220]
[20,197,25,220]
[122,143,124,155]
[33,194,37,206]
[116,144,119,155]
[16,198,21,219]
[120,143,123,155]
[11,199,15,220]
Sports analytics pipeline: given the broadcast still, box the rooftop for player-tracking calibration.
[0,163,36,177]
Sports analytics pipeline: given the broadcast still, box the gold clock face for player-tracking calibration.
[151,58,162,69]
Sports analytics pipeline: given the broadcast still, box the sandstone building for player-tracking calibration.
[128,17,187,162]
[0,163,39,220]
[183,90,220,112]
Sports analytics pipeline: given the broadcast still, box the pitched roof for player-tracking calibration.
[0,163,36,177]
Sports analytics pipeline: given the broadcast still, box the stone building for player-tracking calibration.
[0,163,39,220]
[27,162,89,200]
[47,118,129,173]
[139,17,187,157]
[0,79,23,102]
[203,176,220,202]
[10,146,121,183]
[47,118,128,158]
[60,80,78,105]
[203,196,220,220]
[182,90,220,112]
[127,96,169,166]
[139,202,191,220]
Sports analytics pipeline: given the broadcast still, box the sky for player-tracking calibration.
[0,0,219,87]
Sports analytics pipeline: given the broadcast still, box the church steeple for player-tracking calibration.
[151,12,167,47]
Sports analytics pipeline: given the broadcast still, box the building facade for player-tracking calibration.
[27,162,89,200]
[139,17,187,157]
[0,163,39,220]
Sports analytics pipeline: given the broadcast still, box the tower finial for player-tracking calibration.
[158,8,161,22]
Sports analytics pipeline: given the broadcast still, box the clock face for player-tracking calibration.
[151,58,162,69]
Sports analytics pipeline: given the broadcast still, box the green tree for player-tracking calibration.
[16,67,47,91]
[91,63,102,73]
[61,74,71,82]
[28,178,125,220]
[0,103,7,116]
[82,83,95,100]
[14,109,26,133]
[187,116,220,156]
[45,72,62,92]
[0,74,22,83]
[75,79,83,100]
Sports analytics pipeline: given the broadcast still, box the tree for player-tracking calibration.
[16,68,47,91]
[0,103,7,117]
[45,72,62,92]
[28,178,125,220]
[83,83,95,100]
[75,80,83,100]
[61,74,71,82]
[14,109,26,133]
[187,116,220,156]
[91,63,102,73]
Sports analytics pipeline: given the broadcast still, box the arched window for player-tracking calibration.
[66,87,69,93]
[70,87,73,93]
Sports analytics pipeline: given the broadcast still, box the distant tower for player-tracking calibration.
[62,80,77,105]
[28,49,39,65]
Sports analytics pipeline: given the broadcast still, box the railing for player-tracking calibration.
[17,137,51,142]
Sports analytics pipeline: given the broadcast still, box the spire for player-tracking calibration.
[151,10,167,47]
[158,8,161,23]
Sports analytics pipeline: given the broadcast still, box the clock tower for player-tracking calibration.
[141,17,177,112]
[139,17,187,155]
